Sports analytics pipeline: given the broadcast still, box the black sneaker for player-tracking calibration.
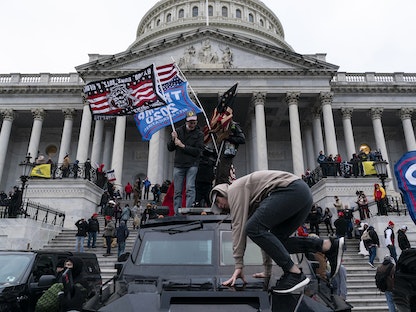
[325,237,345,278]
[273,272,310,293]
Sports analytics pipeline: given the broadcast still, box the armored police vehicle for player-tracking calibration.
[84,215,351,312]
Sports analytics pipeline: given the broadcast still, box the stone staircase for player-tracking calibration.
[41,203,139,282]
[342,237,389,312]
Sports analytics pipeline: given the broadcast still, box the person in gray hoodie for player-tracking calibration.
[210,170,345,294]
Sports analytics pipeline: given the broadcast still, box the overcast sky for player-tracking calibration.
[1,0,415,74]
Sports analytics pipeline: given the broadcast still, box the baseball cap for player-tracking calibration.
[388,220,395,226]
[186,110,198,121]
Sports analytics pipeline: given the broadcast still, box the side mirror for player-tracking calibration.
[38,274,56,287]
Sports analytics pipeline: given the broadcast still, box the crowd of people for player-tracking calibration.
[303,148,385,187]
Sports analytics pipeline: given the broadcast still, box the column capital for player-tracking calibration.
[400,107,413,120]
[62,108,76,120]
[319,92,333,105]
[0,109,15,121]
[31,108,46,120]
[285,92,300,105]
[341,107,354,119]
[370,107,384,120]
[311,105,322,118]
[252,92,266,105]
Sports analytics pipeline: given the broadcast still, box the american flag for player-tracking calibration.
[84,64,166,119]
[156,63,185,92]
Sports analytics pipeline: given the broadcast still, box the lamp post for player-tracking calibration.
[18,153,34,209]
[373,160,390,215]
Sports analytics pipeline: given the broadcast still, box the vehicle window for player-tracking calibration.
[33,255,55,282]
[220,231,263,265]
[0,254,32,284]
[138,231,213,265]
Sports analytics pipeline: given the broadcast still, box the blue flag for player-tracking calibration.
[394,150,416,225]
[134,81,202,141]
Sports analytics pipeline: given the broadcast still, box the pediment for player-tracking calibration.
[76,28,338,79]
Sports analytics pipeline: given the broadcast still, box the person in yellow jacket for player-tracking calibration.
[210,170,345,293]
[373,183,387,215]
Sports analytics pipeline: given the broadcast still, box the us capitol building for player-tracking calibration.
[1,0,415,226]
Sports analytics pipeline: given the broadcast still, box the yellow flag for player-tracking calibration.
[362,161,377,176]
[30,164,51,178]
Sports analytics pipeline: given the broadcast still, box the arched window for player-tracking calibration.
[192,6,198,17]
[222,6,228,17]
[167,13,172,22]
[236,9,242,19]
[248,13,254,23]
[208,5,213,16]
[179,9,184,18]
[260,19,264,27]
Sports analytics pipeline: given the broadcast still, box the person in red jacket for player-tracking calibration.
[124,182,133,200]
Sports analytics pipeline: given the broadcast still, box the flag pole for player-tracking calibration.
[172,59,219,155]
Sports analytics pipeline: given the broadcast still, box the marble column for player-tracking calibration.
[341,107,356,160]
[90,120,104,166]
[147,131,167,185]
[249,116,257,172]
[399,108,416,151]
[312,107,324,158]
[102,124,113,170]
[27,108,45,160]
[320,92,338,157]
[76,104,92,163]
[303,121,315,171]
[370,108,392,179]
[286,92,304,177]
[58,108,76,164]
[252,92,268,171]
[0,109,14,182]
[111,116,126,190]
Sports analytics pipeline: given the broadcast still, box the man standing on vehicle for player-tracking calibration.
[167,110,204,215]
[210,170,345,293]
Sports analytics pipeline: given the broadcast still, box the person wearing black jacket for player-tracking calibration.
[74,218,88,252]
[397,225,411,251]
[363,225,380,268]
[87,213,99,248]
[167,110,204,215]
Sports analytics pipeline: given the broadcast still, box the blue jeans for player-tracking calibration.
[118,242,126,258]
[173,166,198,215]
[385,291,396,312]
[75,236,85,252]
[87,231,97,248]
[387,245,398,264]
[245,180,322,272]
[368,245,377,265]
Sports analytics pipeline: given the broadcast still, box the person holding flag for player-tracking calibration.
[167,110,204,215]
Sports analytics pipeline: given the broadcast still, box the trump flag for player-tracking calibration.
[84,64,166,119]
[394,150,416,225]
[134,80,201,141]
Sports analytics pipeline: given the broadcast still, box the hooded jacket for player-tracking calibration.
[210,170,299,270]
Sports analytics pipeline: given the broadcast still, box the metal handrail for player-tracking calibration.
[0,199,65,227]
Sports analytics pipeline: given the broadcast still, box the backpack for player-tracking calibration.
[35,282,64,312]
[375,262,394,292]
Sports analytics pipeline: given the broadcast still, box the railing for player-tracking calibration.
[0,200,65,227]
